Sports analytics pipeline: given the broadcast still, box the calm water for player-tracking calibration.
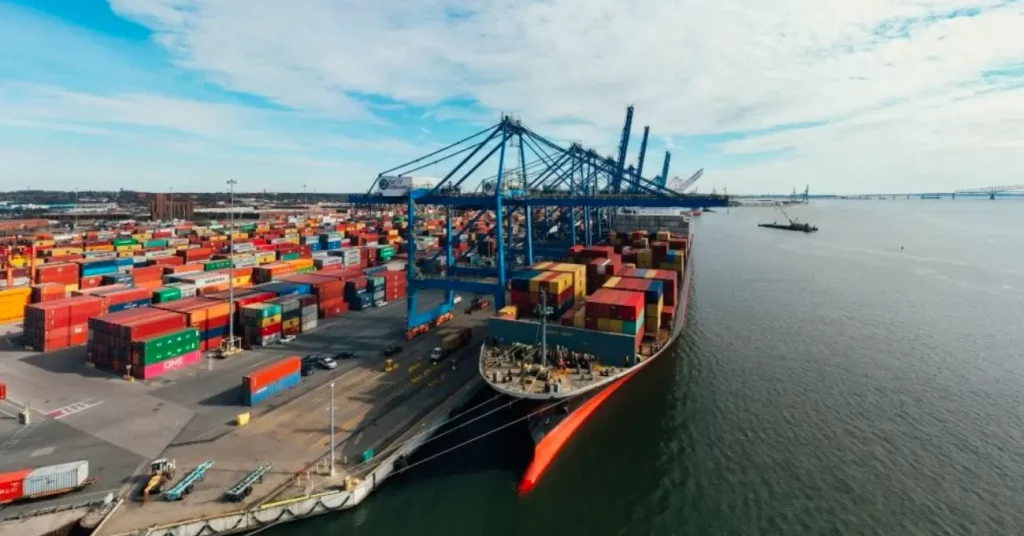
[272,200,1024,536]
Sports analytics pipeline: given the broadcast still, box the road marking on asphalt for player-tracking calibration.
[46,399,104,420]
[407,362,422,373]
[31,446,56,457]
[410,374,422,384]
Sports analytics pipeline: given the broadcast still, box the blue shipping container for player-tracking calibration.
[309,242,322,252]
[244,371,301,406]
[487,317,638,367]
[108,298,151,313]
[253,282,311,297]
[326,241,342,251]
[114,257,134,267]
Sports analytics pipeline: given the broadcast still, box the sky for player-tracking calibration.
[0,0,1021,195]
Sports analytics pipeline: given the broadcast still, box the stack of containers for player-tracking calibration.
[151,282,198,303]
[287,258,316,274]
[88,308,187,373]
[153,297,232,351]
[130,327,201,379]
[178,246,213,264]
[279,274,346,318]
[268,296,302,337]
[313,256,343,270]
[114,257,134,273]
[30,283,67,303]
[252,261,296,283]
[296,294,318,331]
[131,265,165,290]
[78,258,118,280]
[242,356,301,406]
[34,263,79,295]
[532,262,586,301]
[241,303,283,348]
[583,288,645,349]
[508,270,575,319]
[383,270,406,301]
[162,263,204,277]
[559,302,586,328]
[23,296,105,351]
[167,272,230,292]
[619,268,677,306]
[320,232,343,251]
[602,276,664,335]
[366,276,386,305]
[73,285,152,312]
[254,251,277,265]
[344,277,372,311]
[331,248,361,267]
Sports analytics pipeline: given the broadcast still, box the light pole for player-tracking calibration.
[329,381,336,476]
[73,188,78,232]
[225,179,239,355]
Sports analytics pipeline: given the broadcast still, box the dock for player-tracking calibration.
[0,291,490,535]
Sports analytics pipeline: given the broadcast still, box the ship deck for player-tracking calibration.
[479,326,673,398]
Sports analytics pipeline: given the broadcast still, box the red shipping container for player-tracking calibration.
[0,469,31,504]
[244,355,301,393]
[149,256,184,267]
[164,263,204,274]
[79,275,103,289]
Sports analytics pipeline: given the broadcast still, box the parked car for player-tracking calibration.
[383,344,402,357]
[317,355,338,370]
[301,358,316,376]
[335,351,357,359]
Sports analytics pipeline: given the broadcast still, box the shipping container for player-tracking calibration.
[488,317,640,366]
[139,349,202,380]
[243,355,301,393]
[22,461,90,498]
[244,371,301,406]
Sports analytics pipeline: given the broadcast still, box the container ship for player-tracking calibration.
[480,211,692,494]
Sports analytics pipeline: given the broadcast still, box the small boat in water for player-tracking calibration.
[758,222,817,233]
[758,206,817,233]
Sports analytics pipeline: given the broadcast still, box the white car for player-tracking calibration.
[316,355,338,370]
[454,296,463,304]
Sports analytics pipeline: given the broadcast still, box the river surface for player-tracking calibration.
[271,200,1024,536]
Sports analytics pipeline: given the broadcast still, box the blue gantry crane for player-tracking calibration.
[349,108,728,337]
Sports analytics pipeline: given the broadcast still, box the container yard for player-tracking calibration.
[0,108,728,536]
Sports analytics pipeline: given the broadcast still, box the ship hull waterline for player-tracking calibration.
[480,243,694,495]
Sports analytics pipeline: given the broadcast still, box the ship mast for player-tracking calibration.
[536,289,551,368]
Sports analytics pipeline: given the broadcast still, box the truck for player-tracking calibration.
[429,327,472,365]
[0,461,95,505]
[464,296,490,314]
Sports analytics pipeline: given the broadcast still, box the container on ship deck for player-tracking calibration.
[488,317,642,367]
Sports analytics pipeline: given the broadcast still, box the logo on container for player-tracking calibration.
[162,356,186,371]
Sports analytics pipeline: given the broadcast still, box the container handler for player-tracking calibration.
[464,296,490,314]
[430,327,472,365]
[140,458,177,503]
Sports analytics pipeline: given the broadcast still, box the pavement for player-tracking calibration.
[97,295,491,535]
[0,290,492,528]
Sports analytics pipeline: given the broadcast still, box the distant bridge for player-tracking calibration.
[953,184,1024,200]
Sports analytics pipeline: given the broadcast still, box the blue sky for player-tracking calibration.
[0,0,1021,194]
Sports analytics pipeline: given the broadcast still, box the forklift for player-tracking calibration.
[141,458,177,503]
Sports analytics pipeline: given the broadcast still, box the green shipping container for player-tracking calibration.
[112,238,137,247]
[297,266,316,274]
[280,252,300,261]
[152,287,182,303]
[144,239,168,248]
[204,259,231,271]
[134,328,201,366]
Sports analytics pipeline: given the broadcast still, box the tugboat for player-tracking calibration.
[758,206,818,233]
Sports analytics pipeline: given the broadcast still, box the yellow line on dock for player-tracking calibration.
[407,362,422,374]
[410,374,422,384]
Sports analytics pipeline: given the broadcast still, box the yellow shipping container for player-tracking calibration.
[597,317,612,332]
[610,319,624,333]
[282,318,300,330]
[233,275,252,287]
[533,262,586,299]
[86,244,114,252]
[255,251,276,264]
[259,315,282,328]
[64,283,79,295]
[0,287,32,323]
[497,305,518,319]
[287,258,314,270]
[52,247,84,256]
[33,240,56,248]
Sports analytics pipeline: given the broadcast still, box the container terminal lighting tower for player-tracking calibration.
[349,107,729,337]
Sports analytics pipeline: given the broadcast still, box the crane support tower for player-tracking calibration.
[350,108,729,336]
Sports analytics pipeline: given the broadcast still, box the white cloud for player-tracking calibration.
[106,0,1024,191]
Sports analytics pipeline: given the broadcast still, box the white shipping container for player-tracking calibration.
[233,259,258,268]
[311,251,328,259]
[23,461,89,496]
[145,248,175,259]
[167,238,189,247]
[166,283,198,298]
[232,242,256,253]
[85,251,117,261]
[173,273,230,287]
[271,238,290,245]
